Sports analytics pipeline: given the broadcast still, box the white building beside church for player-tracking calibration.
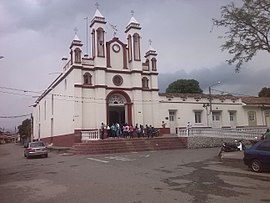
[33,8,270,146]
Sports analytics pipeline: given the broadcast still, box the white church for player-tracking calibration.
[33,8,270,146]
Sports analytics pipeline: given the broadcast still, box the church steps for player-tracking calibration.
[70,137,187,155]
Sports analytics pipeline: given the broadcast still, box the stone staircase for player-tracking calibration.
[70,136,187,155]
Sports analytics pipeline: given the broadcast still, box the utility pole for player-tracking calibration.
[208,81,221,127]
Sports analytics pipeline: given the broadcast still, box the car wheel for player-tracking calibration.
[251,159,262,172]
[45,154,48,158]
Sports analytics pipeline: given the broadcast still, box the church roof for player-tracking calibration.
[159,93,239,100]
[94,9,104,18]
[127,16,139,25]
[148,44,156,52]
[73,34,81,42]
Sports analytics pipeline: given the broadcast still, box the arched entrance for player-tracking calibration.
[106,91,132,125]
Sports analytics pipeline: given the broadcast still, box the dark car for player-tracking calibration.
[243,140,270,172]
[24,141,48,159]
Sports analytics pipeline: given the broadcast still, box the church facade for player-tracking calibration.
[33,9,270,146]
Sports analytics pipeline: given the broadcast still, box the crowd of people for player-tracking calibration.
[100,122,159,139]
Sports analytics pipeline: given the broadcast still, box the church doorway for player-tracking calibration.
[108,105,125,125]
[106,91,132,125]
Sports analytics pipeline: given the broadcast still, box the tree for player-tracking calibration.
[166,79,203,94]
[18,118,31,141]
[258,87,270,97]
[213,0,270,72]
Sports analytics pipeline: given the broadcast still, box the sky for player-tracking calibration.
[1,0,270,131]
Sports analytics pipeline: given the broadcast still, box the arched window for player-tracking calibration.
[142,77,149,89]
[70,50,73,65]
[151,57,157,71]
[91,29,96,58]
[145,59,149,70]
[133,33,140,61]
[83,72,92,85]
[74,48,81,63]
[127,35,132,61]
[97,28,105,57]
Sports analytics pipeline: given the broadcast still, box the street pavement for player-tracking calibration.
[1,143,270,203]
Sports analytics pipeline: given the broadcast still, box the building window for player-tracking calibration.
[97,28,105,57]
[229,112,235,121]
[92,29,95,58]
[74,48,81,63]
[83,72,92,85]
[112,75,123,86]
[194,112,202,123]
[133,33,140,61]
[212,113,220,121]
[169,111,175,121]
[145,59,149,70]
[248,112,256,121]
[151,57,157,71]
[128,35,132,61]
[142,77,149,89]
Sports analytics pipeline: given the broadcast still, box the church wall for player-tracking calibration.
[142,91,155,126]
[94,88,107,127]
[51,72,76,136]
[131,90,144,125]
[34,69,77,141]
[78,88,99,128]
[110,42,124,70]
[106,72,132,87]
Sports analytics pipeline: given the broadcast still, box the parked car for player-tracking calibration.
[243,140,270,172]
[24,141,48,159]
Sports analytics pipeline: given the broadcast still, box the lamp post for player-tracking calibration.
[208,81,221,127]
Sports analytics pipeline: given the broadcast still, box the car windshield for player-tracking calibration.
[30,142,45,148]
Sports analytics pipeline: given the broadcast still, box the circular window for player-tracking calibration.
[112,44,120,53]
[113,75,123,86]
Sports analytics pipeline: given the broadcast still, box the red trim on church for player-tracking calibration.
[106,90,133,125]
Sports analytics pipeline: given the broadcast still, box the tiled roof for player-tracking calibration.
[240,96,270,105]
[158,93,239,100]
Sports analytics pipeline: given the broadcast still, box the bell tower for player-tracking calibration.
[125,11,142,70]
[70,31,83,66]
[90,5,107,67]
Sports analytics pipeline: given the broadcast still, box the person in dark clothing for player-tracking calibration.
[100,122,105,139]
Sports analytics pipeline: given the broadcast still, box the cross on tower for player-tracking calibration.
[95,2,99,9]
[149,39,152,46]
[109,24,118,37]
[74,27,78,35]
[131,10,134,16]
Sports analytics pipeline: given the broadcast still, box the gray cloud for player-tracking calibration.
[0,0,269,131]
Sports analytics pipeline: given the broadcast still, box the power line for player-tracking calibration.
[0,86,43,94]
[0,114,31,119]
[0,90,36,97]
